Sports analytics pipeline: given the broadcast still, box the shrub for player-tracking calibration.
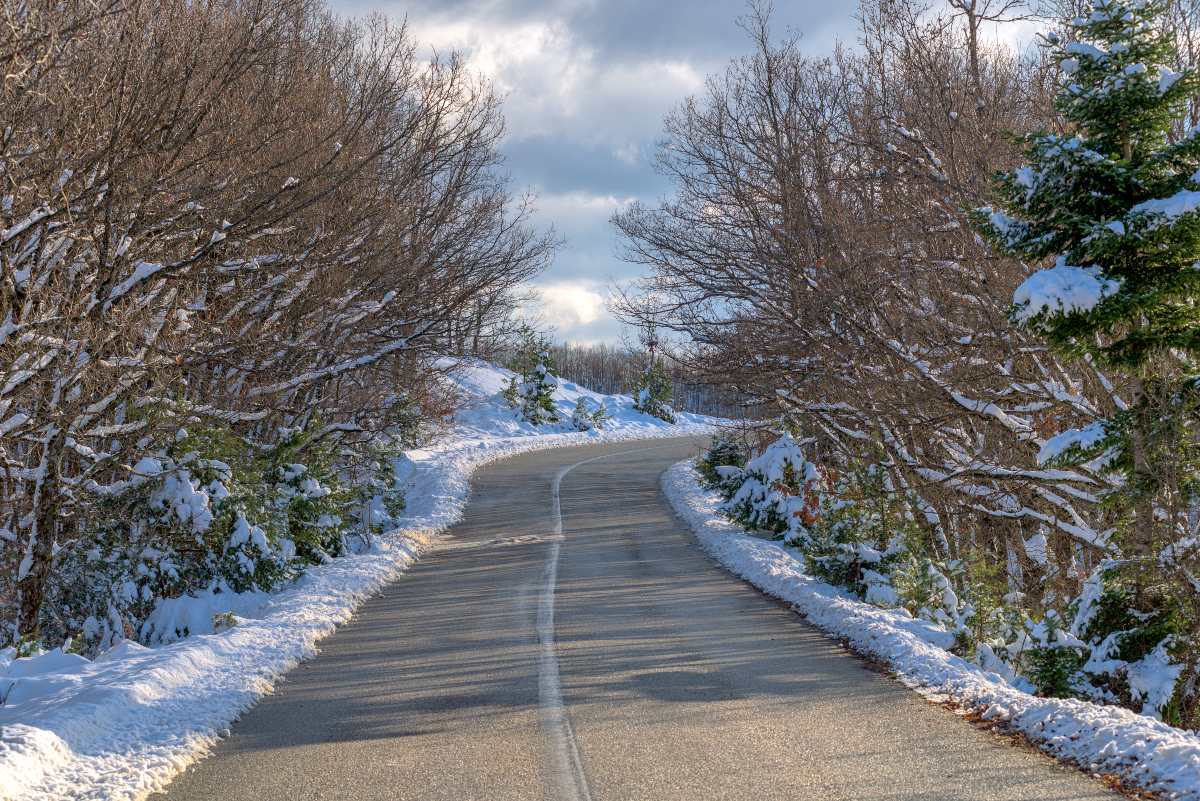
[38,418,386,653]
[1068,565,1191,718]
[696,433,748,489]
[505,325,562,424]
[592,399,609,428]
[633,361,676,423]
[721,434,818,536]
[568,397,610,431]
[1025,643,1086,699]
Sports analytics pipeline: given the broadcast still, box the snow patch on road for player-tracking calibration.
[662,459,1200,801]
[0,362,718,801]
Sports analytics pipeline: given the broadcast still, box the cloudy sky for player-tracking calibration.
[330,0,858,343]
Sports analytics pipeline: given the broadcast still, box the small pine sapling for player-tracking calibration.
[591,399,609,429]
[571,398,596,431]
[505,324,562,424]
[696,433,748,489]
[633,360,676,423]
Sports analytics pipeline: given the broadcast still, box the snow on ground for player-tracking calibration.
[661,459,1200,801]
[0,360,718,801]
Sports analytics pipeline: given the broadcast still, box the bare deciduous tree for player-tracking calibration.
[0,0,552,643]
[614,0,1126,610]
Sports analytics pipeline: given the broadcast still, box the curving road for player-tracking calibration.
[155,437,1117,801]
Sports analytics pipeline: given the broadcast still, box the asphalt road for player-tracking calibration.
[155,436,1118,801]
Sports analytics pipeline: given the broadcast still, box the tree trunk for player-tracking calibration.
[16,427,66,639]
[1129,378,1157,559]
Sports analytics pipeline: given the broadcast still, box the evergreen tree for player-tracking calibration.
[632,322,677,423]
[592,399,609,428]
[633,360,676,423]
[506,324,561,425]
[571,398,597,431]
[977,0,1200,721]
[521,359,560,425]
[979,0,1200,545]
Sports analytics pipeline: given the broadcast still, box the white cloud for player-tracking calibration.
[532,280,608,331]
[398,5,722,345]
[408,17,703,146]
[535,190,636,218]
[335,0,861,345]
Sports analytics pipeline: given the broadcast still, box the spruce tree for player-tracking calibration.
[520,359,560,425]
[633,360,676,423]
[506,324,561,425]
[571,398,596,431]
[979,0,1200,544]
[592,399,609,428]
[977,0,1200,721]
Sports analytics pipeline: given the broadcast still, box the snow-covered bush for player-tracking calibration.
[713,439,999,664]
[789,464,917,600]
[708,434,1198,713]
[571,398,593,430]
[1058,566,1192,720]
[570,398,608,431]
[1016,614,1087,699]
[592,399,609,428]
[721,434,820,537]
[520,362,561,425]
[36,420,399,654]
[352,443,409,539]
[696,433,748,490]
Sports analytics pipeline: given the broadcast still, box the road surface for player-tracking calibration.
[156,436,1117,801]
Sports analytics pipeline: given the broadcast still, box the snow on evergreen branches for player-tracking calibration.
[973,3,1200,729]
[1013,260,1122,326]
[503,325,563,425]
[697,432,1192,724]
[632,360,677,423]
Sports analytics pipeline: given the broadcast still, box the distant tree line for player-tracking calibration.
[547,341,752,418]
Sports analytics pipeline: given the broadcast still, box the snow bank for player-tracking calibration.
[662,460,1200,801]
[0,361,718,801]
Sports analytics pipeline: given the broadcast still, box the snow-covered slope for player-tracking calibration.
[0,361,720,801]
[661,459,1200,801]
[437,356,713,445]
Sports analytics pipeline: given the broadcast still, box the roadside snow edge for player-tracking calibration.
[661,459,1200,801]
[0,422,715,801]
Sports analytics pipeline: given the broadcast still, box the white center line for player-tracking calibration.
[538,444,674,801]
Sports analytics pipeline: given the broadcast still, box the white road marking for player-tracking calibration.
[538,444,677,801]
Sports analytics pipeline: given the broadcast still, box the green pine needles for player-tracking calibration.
[976,0,1200,722]
[983,0,1200,370]
[979,0,1200,538]
[633,360,676,423]
[505,324,562,425]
